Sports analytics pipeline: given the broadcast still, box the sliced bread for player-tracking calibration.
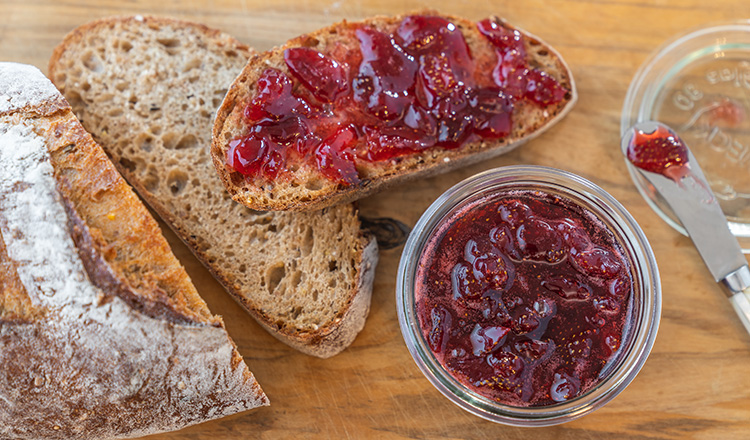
[0,62,268,440]
[48,16,378,358]
[211,12,577,212]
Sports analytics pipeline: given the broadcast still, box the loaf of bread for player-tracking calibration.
[211,12,577,212]
[0,62,268,440]
[48,16,378,358]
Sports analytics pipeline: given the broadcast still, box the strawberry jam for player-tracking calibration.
[626,125,690,182]
[228,15,569,185]
[414,190,632,407]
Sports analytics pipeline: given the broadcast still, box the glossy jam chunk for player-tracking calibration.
[229,15,568,185]
[285,47,349,103]
[477,18,567,106]
[626,125,690,182]
[414,191,632,407]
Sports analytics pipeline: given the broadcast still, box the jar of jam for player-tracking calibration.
[396,166,661,426]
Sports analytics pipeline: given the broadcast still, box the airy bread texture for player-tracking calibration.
[48,16,378,358]
[0,62,268,440]
[212,12,577,212]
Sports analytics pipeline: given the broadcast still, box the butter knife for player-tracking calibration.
[622,120,750,335]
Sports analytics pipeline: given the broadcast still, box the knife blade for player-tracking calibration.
[622,120,750,335]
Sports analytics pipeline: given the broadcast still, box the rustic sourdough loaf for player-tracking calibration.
[0,62,268,440]
[48,16,378,358]
[211,12,577,212]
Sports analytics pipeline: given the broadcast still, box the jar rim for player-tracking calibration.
[396,165,661,426]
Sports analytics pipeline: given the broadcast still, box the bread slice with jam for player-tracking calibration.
[0,62,268,440]
[212,12,577,212]
[48,16,378,358]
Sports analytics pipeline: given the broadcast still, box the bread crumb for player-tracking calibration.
[107,213,116,220]
[443,157,450,163]
[177,381,186,390]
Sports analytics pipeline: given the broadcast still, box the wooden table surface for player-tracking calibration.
[3,0,750,438]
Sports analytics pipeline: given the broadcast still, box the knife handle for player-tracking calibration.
[721,266,750,336]
[730,291,750,336]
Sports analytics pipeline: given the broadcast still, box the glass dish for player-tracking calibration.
[621,21,750,250]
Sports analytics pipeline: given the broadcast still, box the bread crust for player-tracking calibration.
[48,16,379,358]
[0,62,268,440]
[212,12,578,212]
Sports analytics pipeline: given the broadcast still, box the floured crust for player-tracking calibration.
[212,11,578,212]
[1,313,266,439]
[0,63,68,116]
[48,16,379,358]
[0,62,268,440]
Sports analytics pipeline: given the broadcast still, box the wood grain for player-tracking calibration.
[2,0,750,438]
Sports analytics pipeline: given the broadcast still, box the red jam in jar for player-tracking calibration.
[414,189,633,407]
[228,15,570,185]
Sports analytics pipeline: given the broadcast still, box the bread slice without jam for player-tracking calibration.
[48,16,378,358]
[211,12,577,212]
[0,62,268,440]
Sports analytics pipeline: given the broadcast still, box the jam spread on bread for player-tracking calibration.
[414,191,632,406]
[227,15,568,185]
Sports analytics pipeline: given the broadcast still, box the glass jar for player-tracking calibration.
[396,165,661,426]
